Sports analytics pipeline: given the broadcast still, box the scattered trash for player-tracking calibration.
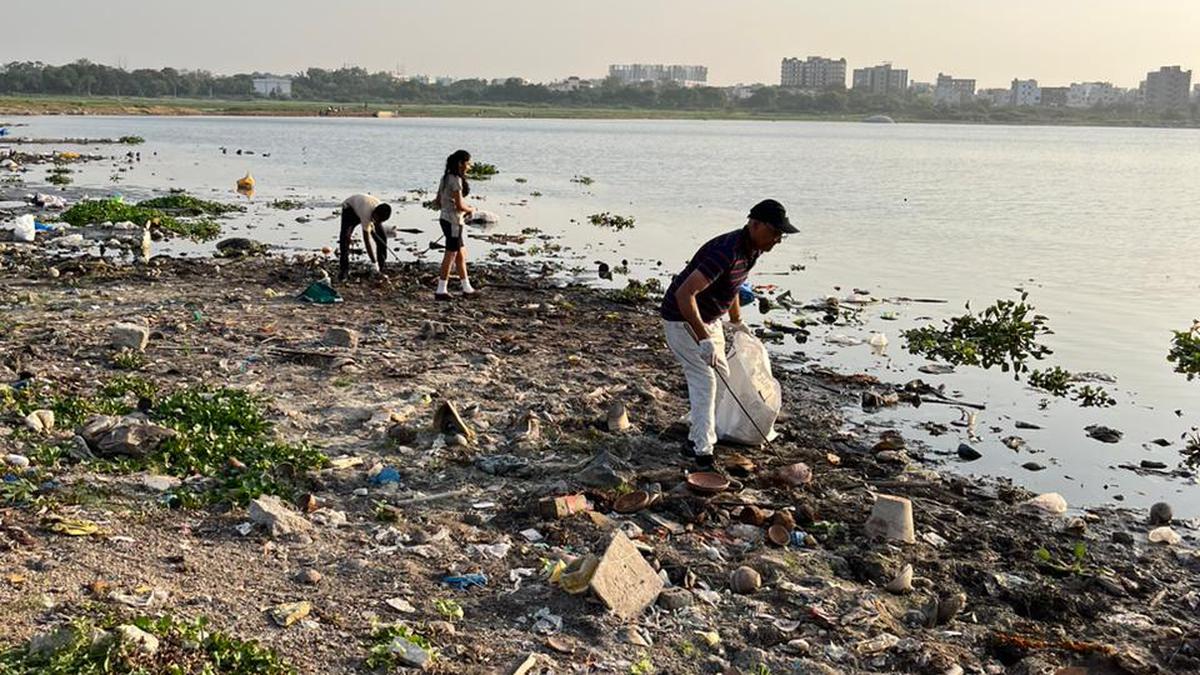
[268,601,312,628]
[730,566,762,595]
[1148,527,1181,545]
[538,494,590,519]
[44,515,99,537]
[1023,492,1068,515]
[441,573,488,590]
[371,467,401,485]
[299,281,342,304]
[865,494,915,543]
[531,607,563,635]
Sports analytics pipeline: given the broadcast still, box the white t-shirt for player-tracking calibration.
[438,174,465,226]
[342,193,381,227]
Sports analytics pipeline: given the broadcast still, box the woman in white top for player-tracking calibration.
[436,149,477,300]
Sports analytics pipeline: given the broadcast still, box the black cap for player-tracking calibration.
[748,199,797,234]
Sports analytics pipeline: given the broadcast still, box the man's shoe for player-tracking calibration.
[681,442,715,469]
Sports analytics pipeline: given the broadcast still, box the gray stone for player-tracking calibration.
[1112,531,1136,546]
[656,587,695,610]
[115,624,159,655]
[296,568,322,585]
[322,327,359,349]
[141,474,181,492]
[249,495,314,537]
[1085,425,1123,443]
[386,635,430,669]
[91,421,177,458]
[956,443,981,461]
[215,237,267,258]
[23,410,54,434]
[1150,502,1173,525]
[111,322,150,352]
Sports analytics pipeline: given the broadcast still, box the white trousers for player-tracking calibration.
[663,319,725,456]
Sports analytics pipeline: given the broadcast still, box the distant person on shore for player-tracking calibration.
[338,193,392,282]
[435,149,478,300]
[660,199,798,468]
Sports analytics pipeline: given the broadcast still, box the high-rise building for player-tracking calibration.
[1140,66,1192,111]
[780,57,847,89]
[608,64,708,87]
[933,73,976,105]
[1010,79,1041,106]
[852,64,908,95]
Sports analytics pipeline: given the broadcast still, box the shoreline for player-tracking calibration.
[0,219,1198,672]
[3,95,1199,130]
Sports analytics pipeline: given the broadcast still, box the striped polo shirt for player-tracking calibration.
[660,227,760,324]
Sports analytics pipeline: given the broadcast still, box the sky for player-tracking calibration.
[6,0,1199,89]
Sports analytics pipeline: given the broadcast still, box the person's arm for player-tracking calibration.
[361,219,377,264]
[453,189,475,215]
[674,269,714,343]
[728,293,742,325]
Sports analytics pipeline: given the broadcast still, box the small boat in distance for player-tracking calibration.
[862,114,897,124]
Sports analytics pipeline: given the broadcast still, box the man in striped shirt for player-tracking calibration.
[660,199,798,467]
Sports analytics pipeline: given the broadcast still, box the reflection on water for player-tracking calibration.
[15,115,1200,514]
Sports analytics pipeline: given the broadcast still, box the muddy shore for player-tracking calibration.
[0,227,1197,675]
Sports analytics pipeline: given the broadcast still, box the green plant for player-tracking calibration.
[612,278,663,304]
[268,199,304,210]
[676,641,697,658]
[515,177,527,183]
[60,199,222,241]
[1168,322,1200,380]
[629,653,653,675]
[1029,367,1072,396]
[1034,542,1089,575]
[0,613,293,674]
[588,212,636,231]
[139,194,244,216]
[118,135,145,145]
[109,349,147,371]
[1072,385,1116,408]
[902,294,1052,377]
[433,598,463,621]
[466,162,498,180]
[571,175,594,186]
[364,623,434,670]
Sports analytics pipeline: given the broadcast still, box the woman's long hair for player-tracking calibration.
[442,149,471,197]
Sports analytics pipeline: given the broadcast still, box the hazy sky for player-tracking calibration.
[7,1,1199,88]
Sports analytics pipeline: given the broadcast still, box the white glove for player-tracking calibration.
[698,338,730,377]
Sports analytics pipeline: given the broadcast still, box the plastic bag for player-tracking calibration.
[11,214,35,242]
[715,331,782,445]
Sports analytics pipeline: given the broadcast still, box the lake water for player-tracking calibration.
[9,115,1200,515]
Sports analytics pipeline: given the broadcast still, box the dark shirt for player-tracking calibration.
[660,227,759,323]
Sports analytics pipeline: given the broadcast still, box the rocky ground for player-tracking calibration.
[0,235,1199,674]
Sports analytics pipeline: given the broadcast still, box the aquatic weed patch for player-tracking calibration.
[612,278,663,304]
[267,199,304,210]
[589,212,636,231]
[138,194,244,216]
[1,378,326,506]
[1168,322,1200,380]
[465,162,498,180]
[60,198,224,241]
[902,295,1051,377]
[0,614,294,674]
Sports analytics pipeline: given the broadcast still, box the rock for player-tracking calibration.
[385,597,416,614]
[1021,462,1045,471]
[385,635,430,669]
[775,462,812,486]
[733,648,770,672]
[296,568,322,585]
[215,237,267,258]
[111,322,150,351]
[23,410,54,434]
[268,601,312,627]
[918,364,955,375]
[588,531,664,619]
[1023,492,1067,515]
[935,592,967,625]
[1150,501,1173,525]
[249,495,314,538]
[1148,526,1181,545]
[5,454,31,469]
[1015,420,1043,430]
[606,400,631,432]
[618,625,651,647]
[85,419,177,458]
[1085,425,1123,443]
[141,474,181,492]
[1140,460,1168,470]
[1112,531,1135,546]
[576,450,625,489]
[114,624,159,655]
[475,453,532,477]
[322,327,359,349]
[956,443,981,461]
[865,494,915,543]
[885,564,913,594]
[432,401,474,442]
[730,566,762,594]
[657,587,695,610]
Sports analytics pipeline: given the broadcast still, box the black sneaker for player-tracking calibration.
[434,292,453,302]
[681,442,715,469]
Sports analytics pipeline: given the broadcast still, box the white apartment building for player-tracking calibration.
[1010,79,1041,106]
[1066,82,1122,108]
[934,73,976,105]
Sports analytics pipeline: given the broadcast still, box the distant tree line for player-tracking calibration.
[2,60,1197,125]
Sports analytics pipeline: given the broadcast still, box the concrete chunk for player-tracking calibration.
[249,495,314,538]
[589,531,664,620]
[111,322,150,352]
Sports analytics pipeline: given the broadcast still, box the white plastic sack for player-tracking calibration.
[11,214,35,243]
[715,331,782,445]
[467,209,499,226]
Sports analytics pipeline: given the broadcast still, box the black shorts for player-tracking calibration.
[440,218,463,252]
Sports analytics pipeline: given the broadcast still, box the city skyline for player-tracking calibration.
[5,0,1200,90]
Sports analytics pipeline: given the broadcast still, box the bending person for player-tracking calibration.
[338,193,392,282]
[435,149,478,300]
[660,199,798,468]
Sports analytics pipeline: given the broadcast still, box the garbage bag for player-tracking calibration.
[11,214,35,243]
[298,281,342,304]
[715,331,782,445]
